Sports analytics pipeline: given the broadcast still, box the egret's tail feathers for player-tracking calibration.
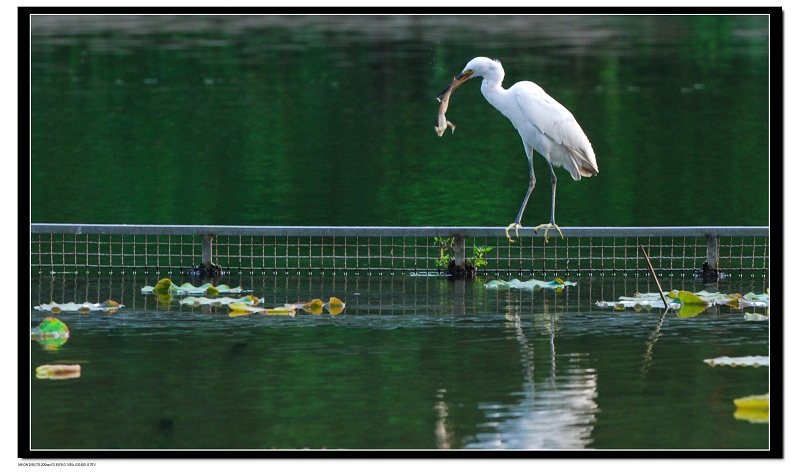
[579,165,598,178]
[567,146,598,180]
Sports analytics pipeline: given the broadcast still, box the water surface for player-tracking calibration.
[30,274,770,450]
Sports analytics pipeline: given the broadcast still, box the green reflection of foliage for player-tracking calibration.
[30,16,769,227]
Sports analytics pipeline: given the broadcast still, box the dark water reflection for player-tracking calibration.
[30,274,769,450]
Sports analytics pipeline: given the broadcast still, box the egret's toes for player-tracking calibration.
[505,223,521,243]
[533,223,564,244]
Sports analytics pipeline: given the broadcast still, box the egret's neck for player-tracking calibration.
[480,75,507,110]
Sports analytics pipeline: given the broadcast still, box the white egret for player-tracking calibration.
[439,57,598,242]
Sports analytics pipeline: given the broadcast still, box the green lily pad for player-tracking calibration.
[31,317,70,350]
[484,278,577,290]
[597,290,768,312]
[180,295,261,306]
[31,316,69,336]
[228,303,296,317]
[142,278,245,296]
[676,303,709,318]
[674,290,708,305]
[34,300,123,313]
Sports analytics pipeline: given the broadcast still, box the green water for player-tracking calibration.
[30,274,769,450]
[30,14,770,228]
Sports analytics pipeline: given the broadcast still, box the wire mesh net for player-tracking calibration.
[30,226,770,279]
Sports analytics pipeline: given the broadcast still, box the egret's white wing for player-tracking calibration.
[512,82,598,178]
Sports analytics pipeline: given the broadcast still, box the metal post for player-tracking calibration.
[453,234,466,268]
[202,234,214,265]
[705,234,719,271]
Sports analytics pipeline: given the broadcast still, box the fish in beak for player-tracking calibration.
[433,70,474,137]
[437,70,474,100]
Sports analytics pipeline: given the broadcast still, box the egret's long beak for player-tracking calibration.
[437,70,474,100]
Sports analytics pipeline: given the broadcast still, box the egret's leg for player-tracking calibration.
[506,156,536,242]
[533,160,564,243]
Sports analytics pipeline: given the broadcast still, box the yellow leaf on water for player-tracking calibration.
[265,307,296,316]
[326,297,346,315]
[327,297,345,307]
[733,393,769,410]
[306,299,323,310]
[327,306,344,315]
[228,303,259,312]
[299,299,323,314]
[734,408,768,423]
[153,278,175,292]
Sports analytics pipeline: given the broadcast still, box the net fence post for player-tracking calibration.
[453,233,466,267]
[202,233,214,265]
[706,233,719,271]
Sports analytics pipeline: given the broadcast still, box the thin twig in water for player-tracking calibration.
[639,244,669,311]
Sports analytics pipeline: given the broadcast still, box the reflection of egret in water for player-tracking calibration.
[465,304,598,449]
[434,388,453,449]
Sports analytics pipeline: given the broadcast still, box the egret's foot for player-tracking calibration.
[505,223,522,243]
[533,223,564,243]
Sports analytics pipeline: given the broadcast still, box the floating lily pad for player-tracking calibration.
[744,312,769,321]
[284,297,346,315]
[34,300,123,313]
[35,364,81,380]
[327,296,345,307]
[675,303,709,319]
[734,408,768,423]
[673,290,708,305]
[733,393,769,423]
[738,292,770,308]
[142,278,244,296]
[733,393,769,410]
[180,295,260,306]
[596,290,769,313]
[484,278,576,290]
[703,356,769,367]
[31,317,70,350]
[32,316,69,336]
[596,293,675,309]
[228,303,296,317]
[285,299,323,314]
[325,297,346,315]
